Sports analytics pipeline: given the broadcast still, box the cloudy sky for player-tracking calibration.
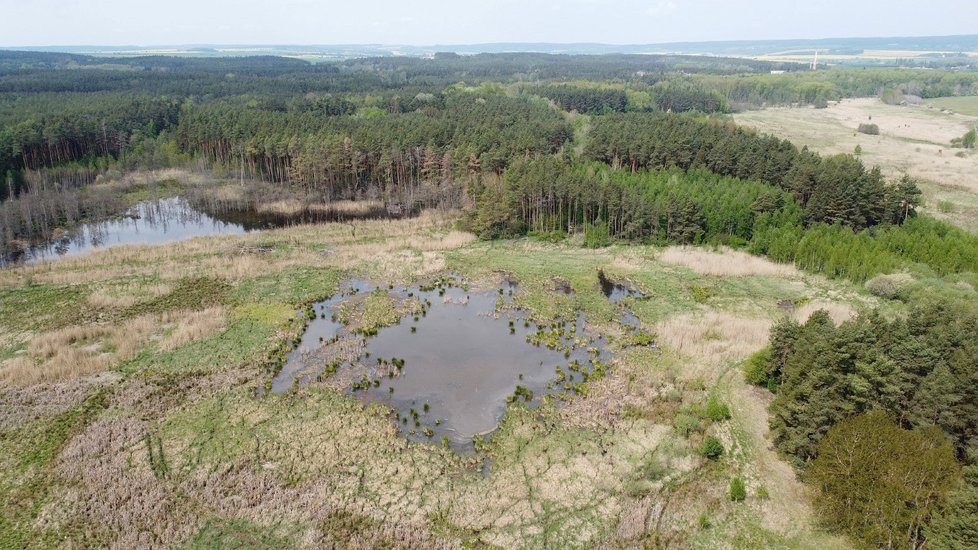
[1,0,975,46]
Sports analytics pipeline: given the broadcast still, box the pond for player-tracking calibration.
[272,277,611,450]
[2,197,252,266]
[1,195,398,267]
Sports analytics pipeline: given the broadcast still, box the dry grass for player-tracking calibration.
[257,199,384,217]
[159,306,229,351]
[658,246,800,278]
[0,309,225,386]
[1,207,871,547]
[729,381,820,536]
[0,377,105,431]
[654,312,772,383]
[86,282,172,309]
[793,300,856,325]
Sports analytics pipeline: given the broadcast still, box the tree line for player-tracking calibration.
[583,112,923,230]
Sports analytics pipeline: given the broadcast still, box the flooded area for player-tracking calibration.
[1,195,404,267]
[2,197,252,266]
[272,277,611,450]
[599,269,645,329]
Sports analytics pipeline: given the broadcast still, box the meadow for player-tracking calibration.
[926,95,978,116]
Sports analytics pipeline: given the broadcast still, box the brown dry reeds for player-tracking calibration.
[658,246,799,278]
[655,311,772,382]
[792,300,856,325]
[1,309,226,386]
[159,306,228,351]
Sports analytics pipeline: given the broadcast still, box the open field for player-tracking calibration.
[735,98,978,231]
[926,95,978,116]
[756,50,978,65]
[0,212,877,548]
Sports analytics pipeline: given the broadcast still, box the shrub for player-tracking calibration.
[690,285,716,304]
[698,512,711,529]
[743,347,773,386]
[864,273,913,299]
[808,411,960,548]
[706,396,732,421]
[857,123,880,135]
[674,412,703,437]
[729,477,746,501]
[700,436,725,459]
[963,128,976,149]
[584,221,611,248]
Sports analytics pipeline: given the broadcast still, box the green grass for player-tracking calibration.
[121,317,284,375]
[233,267,340,306]
[118,178,185,203]
[446,241,700,326]
[183,517,296,549]
[0,283,88,332]
[126,276,230,316]
[927,96,978,117]
[0,390,108,549]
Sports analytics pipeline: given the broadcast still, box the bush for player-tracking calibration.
[808,411,960,548]
[729,477,747,501]
[864,273,913,299]
[674,412,703,437]
[700,436,725,459]
[743,348,773,386]
[697,512,711,529]
[963,128,976,149]
[690,285,716,304]
[584,221,611,248]
[706,396,732,421]
[857,123,880,135]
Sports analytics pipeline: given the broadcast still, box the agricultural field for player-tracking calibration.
[927,95,978,116]
[735,98,978,231]
[0,210,874,548]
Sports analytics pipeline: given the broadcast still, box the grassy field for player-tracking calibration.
[927,95,978,116]
[0,211,873,548]
[735,98,978,232]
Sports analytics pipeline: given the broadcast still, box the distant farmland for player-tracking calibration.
[927,95,978,116]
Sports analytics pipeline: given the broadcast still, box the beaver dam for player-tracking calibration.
[271,276,613,450]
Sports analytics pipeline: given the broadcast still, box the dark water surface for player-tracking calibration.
[274,278,610,450]
[599,269,646,328]
[3,197,252,266]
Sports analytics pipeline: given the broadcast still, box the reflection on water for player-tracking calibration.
[3,197,251,266]
[598,269,646,329]
[599,269,645,303]
[274,278,611,450]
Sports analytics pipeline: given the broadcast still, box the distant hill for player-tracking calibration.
[2,34,977,61]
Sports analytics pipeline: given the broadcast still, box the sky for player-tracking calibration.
[1,0,975,47]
